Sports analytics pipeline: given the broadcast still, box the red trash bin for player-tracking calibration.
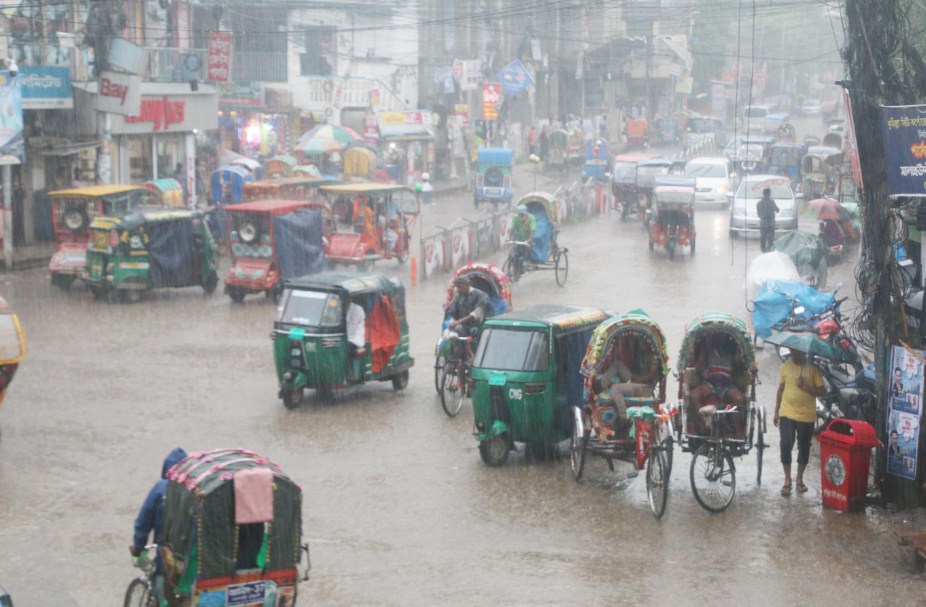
[816,419,880,512]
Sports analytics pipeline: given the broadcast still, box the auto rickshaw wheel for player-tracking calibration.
[227,287,246,303]
[117,289,143,304]
[282,387,303,409]
[667,237,677,261]
[479,434,510,467]
[554,250,568,287]
[648,236,654,251]
[88,285,105,300]
[359,254,375,273]
[690,237,696,254]
[391,369,409,391]
[51,273,76,291]
[203,271,218,294]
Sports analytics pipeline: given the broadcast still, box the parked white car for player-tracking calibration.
[728,174,801,237]
[684,156,736,207]
[801,99,822,116]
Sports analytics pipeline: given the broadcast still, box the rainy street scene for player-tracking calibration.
[4,0,926,605]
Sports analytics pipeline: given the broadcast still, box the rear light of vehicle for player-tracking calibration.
[504,175,511,187]
[109,229,119,247]
[524,382,546,394]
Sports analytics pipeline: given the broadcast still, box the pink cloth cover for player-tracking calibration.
[234,467,275,524]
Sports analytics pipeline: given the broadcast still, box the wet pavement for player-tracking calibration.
[3,120,926,605]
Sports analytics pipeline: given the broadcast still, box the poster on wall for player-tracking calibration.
[887,345,924,480]
[0,72,24,163]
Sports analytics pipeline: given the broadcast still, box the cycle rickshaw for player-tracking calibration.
[502,193,569,286]
[434,263,513,416]
[572,310,674,518]
[670,313,767,512]
[648,177,696,260]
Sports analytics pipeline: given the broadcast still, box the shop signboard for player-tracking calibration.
[96,70,141,116]
[208,32,233,83]
[482,83,500,121]
[880,104,926,197]
[217,81,263,107]
[887,345,923,480]
[108,38,145,75]
[496,59,534,97]
[455,104,469,126]
[19,66,73,109]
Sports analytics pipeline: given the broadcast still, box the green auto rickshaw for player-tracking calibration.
[272,272,414,407]
[84,208,218,303]
[471,304,608,466]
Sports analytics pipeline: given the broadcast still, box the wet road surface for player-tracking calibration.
[2,126,925,605]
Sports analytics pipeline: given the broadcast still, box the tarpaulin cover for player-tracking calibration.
[370,294,400,373]
[530,205,551,262]
[746,251,800,302]
[147,219,198,288]
[558,328,596,407]
[272,208,328,279]
[774,231,828,289]
[163,448,302,582]
[752,280,836,338]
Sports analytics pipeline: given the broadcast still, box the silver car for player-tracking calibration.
[728,175,801,237]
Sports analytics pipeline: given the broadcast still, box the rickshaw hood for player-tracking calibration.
[162,447,188,479]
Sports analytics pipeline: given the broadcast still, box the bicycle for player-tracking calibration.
[124,544,158,607]
[438,330,474,417]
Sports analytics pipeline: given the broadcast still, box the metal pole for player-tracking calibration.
[3,165,12,268]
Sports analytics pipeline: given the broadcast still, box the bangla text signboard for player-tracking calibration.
[482,83,500,121]
[880,104,926,197]
[207,32,233,83]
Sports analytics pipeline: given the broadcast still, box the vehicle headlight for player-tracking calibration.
[779,208,795,218]
[717,184,728,195]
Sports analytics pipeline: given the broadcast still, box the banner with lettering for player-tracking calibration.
[19,66,73,109]
[208,32,233,83]
[96,71,141,116]
[880,104,926,197]
[482,83,500,121]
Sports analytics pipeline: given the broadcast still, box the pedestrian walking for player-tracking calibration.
[539,125,549,168]
[773,348,825,496]
[757,187,779,252]
[527,126,537,157]
[420,172,434,205]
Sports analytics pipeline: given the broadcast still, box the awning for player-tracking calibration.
[37,141,101,156]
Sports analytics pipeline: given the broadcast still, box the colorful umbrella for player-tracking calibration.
[763,330,856,363]
[296,125,364,155]
[807,197,849,220]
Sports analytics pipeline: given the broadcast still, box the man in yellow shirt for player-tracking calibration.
[774,348,825,496]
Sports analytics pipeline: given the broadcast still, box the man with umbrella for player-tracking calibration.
[773,347,825,496]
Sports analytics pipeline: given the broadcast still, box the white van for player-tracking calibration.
[744,105,769,134]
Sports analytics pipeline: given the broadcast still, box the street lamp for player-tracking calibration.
[529,153,541,190]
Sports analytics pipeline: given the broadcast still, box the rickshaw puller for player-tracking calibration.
[509,205,536,268]
[447,276,491,364]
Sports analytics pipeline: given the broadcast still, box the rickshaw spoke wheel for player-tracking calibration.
[646,448,669,519]
[756,428,767,484]
[554,250,568,287]
[663,436,674,478]
[570,419,587,481]
[479,434,510,467]
[123,578,151,607]
[690,443,736,513]
[439,362,464,417]
[433,354,445,395]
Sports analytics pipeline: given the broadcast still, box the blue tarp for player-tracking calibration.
[273,209,328,279]
[753,279,836,338]
[530,207,551,262]
[147,219,198,288]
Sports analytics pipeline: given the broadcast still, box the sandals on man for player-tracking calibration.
[796,482,809,494]
[780,483,792,496]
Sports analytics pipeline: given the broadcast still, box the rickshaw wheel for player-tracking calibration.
[479,434,510,467]
[227,287,246,303]
[570,422,587,481]
[756,428,766,484]
[88,285,105,300]
[359,255,375,273]
[282,387,303,410]
[203,272,218,294]
[391,370,409,391]
[646,448,669,519]
[439,363,464,417]
[554,250,568,287]
[663,436,674,478]
[690,443,736,513]
[123,577,151,607]
[434,354,445,395]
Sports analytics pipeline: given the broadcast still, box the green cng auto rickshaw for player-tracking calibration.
[471,304,608,466]
[272,272,414,407]
[83,208,218,303]
[156,448,308,606]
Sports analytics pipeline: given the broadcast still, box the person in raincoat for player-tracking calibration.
[130,447,188,602]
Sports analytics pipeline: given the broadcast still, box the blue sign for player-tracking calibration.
[19,66,73,109]
[880,104,926,198]
[226,581,266,606]
[496,59,534,97]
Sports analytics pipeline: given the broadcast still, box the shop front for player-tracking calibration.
[376,110,435,184]
[72,82,219,206]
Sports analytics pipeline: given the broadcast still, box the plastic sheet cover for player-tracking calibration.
[147,219,198,288]
[752,280,836,339]
[273,209,328,280]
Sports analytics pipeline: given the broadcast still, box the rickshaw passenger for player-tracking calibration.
[447,276,492,363]
[688,334,755,420]
[596,353,660,429]
[508,205,536,265]
[130,447,188,603]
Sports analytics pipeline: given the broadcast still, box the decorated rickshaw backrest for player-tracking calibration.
[675,313,755,375]
[442,263,512,316]
[581,312,670,398]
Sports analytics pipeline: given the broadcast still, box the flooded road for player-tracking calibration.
[2,145,924,604]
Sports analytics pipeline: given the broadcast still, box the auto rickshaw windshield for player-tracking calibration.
[278,289,342,327]
[612,161,636,183]
[475,328,549,371]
